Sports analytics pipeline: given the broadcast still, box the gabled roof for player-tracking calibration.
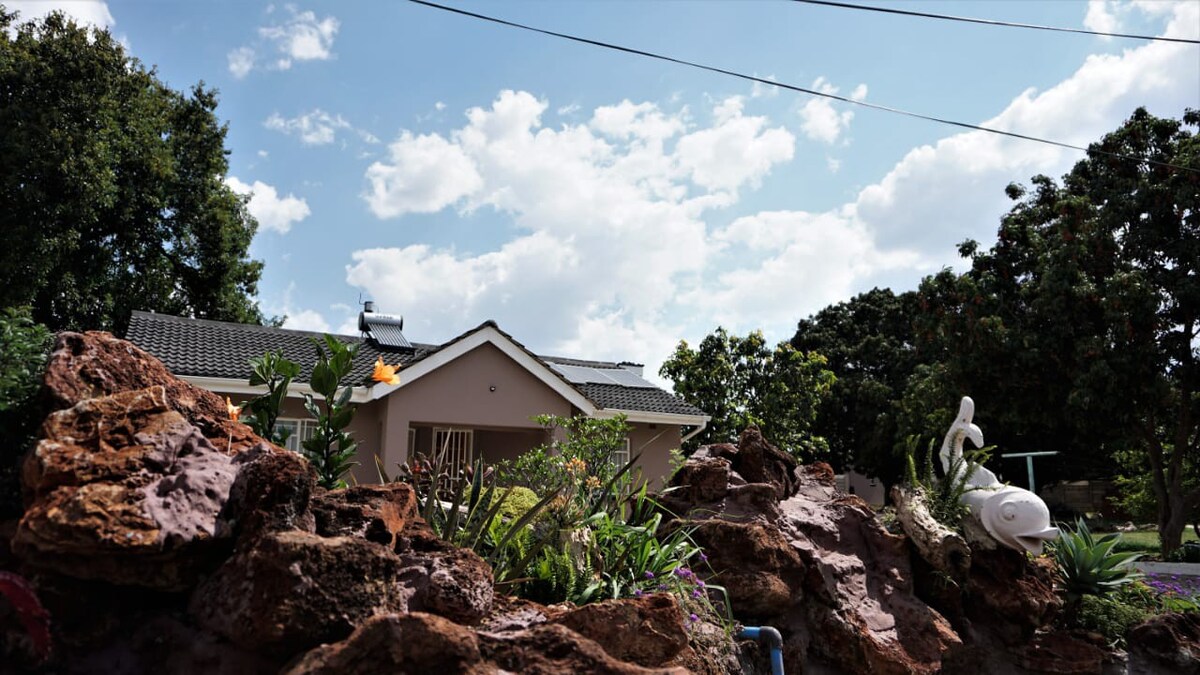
[124,311,708,421]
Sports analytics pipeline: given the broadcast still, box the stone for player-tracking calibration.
[553,593,691,668]
[42,331,261,454]
[1010,630,1110,674]
[1128,612,1200,674]
[63,615,280,675]
[311,483,418,548]
[14,387,246,589]
[729,426,798,500]
[686,519,807,618]
[282,613,489,675]
[224,448,316,545]
[477,622,690,674]
[189,530,408,656]
[394,521,495,626]
[964,547,1061,645]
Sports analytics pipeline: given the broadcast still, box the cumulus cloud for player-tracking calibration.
[225,176,310,234]
[283,309,330,333]
[855,0,1199,258]
[259,6,338,68]
[227,46,255,79]
[797,77,862,144]
[344,2,1195,376]
[1083,0,1121,35]
[351,90,795,360]
[265,109,352,145]
[228,5,338,76]
[750,74,779,99]
[6,0,114,30]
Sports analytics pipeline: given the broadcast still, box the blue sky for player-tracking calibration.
[9,0,1200,382]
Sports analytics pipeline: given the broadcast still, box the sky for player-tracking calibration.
[8,0,1199,385]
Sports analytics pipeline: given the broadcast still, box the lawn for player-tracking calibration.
[1096,528,1200,554]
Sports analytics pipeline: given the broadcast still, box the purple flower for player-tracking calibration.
[657,584,667,591]
[692,588,703,598]
[644,571,655,579]
[633,589,643,597]
[698,552,708,562]
[675,567,693,579]
[689,613,699,623]
[696,580,705,588]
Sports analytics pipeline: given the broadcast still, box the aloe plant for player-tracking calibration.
[1054,518,1143,598]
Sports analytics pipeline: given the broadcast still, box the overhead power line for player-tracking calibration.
[794,0,1200,45]
[406,0,1199,175]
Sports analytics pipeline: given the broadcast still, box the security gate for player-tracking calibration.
[433,428,474,480]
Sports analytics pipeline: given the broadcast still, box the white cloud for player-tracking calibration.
[228,6,337,76]
[283,309,330,333]
[257,149,269,158]
[343,2,1196,377]
[6,1,114,30]
[676,97,795,192]
[363,132,483,217]
[435,101,447,111]
[557,103,581,116]
[826,156,842,173]
[227,46,255,79]
[258,6,338,68]
[855,0,1199,258]
[265,109,351,145]
[225,176,310,234]
[1084,0,1121,35]
[750,74,779,99]
[351,90,795,363]
[797,77,860,144]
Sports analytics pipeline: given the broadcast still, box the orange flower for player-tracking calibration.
[225,396,241,422]
[372,356,401,385]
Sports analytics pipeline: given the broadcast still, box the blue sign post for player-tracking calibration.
[999,451,1059,493]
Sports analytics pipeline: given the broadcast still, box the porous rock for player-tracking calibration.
[189,530,408,656]
[394,521,495,626]
[553,592,692,668]
[1128,611,1200,674]
[311,482,418,548]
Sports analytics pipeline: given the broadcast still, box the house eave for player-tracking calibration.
[180,375,374,404]
[591,408,711,426]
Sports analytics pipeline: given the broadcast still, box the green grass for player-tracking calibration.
[1095,528,1199,554]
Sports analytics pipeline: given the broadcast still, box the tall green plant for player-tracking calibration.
[301,336,360,489]
[902,435,990,533]
[240,350,300,446]
[0,307,52,518]
[1053,518,1143,599]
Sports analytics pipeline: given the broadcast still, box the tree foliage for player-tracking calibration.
[912,108,1199,554]
[0,308,52,518]
[0,8,266,333]
[792,288,924,482]
[660,328,835,461]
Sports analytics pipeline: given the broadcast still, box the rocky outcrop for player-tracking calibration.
[666,430,962,674]
[284,611,691,675]
[554,593,693,668]
[1128,611,1200,674]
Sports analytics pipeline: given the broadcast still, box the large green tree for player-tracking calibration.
[660,328,835,461]
[792,288,923,484]
[0,8,266,333]
[913,108,1199,554]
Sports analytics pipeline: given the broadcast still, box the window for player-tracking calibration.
[433,428,474,480]
[611,436,631,468]
[276,418,318,453]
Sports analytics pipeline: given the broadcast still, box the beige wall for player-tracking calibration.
[206,344,689,488]
[380,343,575,469]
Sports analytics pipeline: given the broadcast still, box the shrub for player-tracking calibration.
[901,435,990,533]
[1053,518,1143,598]
[491,486,539,521]
[0,307,52,518]
[300,336,360,489]
[1072,594,1149,647]
[1167,541,1200,563]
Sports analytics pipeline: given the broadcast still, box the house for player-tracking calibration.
[125,307,709,486]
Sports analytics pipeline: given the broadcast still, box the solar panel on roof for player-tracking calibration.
[549,363,654,388]
[362,313,415,352]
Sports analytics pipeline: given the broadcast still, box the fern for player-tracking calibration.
[902,435,992,533]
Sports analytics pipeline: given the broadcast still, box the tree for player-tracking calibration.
[913,108,1199,554]
[659,328,835,461]
[0,8,267,333]
[792,288,924,484]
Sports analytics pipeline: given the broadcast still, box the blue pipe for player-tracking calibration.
[738,626,784,675]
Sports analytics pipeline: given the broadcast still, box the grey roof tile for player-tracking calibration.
[124,311,707,418]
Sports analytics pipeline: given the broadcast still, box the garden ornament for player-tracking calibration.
[940,397,1060,554]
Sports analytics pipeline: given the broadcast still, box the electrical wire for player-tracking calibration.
[406,0,1199,175]
[793,0,1200,46]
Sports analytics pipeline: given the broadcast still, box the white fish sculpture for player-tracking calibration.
[940,397,1060,555]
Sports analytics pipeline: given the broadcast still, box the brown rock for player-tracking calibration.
[553,593,691,668]
[224,448,317,545]
[663,457,731,505]
[778,464,961,674]
[14,387,277,589]
[282,613,489,675]
[965,547,1061,645]
[42,331,260,454]
[729,426,799,500]
[189,530,408,656]
[63,615,281,675]
[394,521,495,626]
[478,622,689,674]
[687,519,807,618]
[1128,612,1200,674]
[312,483,418,548]
[1011,630,1110,674]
